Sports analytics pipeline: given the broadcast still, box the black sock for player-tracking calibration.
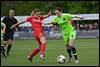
[71,46,78,59]
[7,45,12,54]
[1,45,5,54]
[1,45,4,52]
[67,48,72,59]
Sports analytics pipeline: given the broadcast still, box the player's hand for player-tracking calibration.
[2,30,5,34]
[48,10,51,15]
[80,17,84,19]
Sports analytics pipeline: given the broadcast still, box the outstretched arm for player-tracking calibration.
[11,20,27,28]
[74,16,84,19]
[2,23,6,34]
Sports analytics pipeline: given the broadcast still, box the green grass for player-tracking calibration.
[1,39,99,66]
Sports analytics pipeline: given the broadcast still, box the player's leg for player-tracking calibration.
[40,36,46,60]
[69,39,79,64]
[6,39,13,56]
[64,35,72,63]
[66,45,73,63]
[28,38,41,60]
[69,30,79,63]
[2,34,9,57]
[27,33,41,62]
[6,33,14,56]
[36,38,41,49]
[1,37,7,57]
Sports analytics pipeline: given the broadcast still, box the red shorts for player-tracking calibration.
[33,32,44,39]
[33,32,44,45]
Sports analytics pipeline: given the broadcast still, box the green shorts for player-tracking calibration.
[1,31,3,40]
[63,30,76,44]
[1,36,3,41]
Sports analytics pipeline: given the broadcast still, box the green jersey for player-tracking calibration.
[52,14,75,35]
[1,21,5,37]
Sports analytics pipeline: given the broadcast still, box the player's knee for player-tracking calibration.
[69,44,73,47]
[68,44,74,49]
[2,41,8,45]
[41,40,46,45]
[41,37,46,44]
[8,40,13,45]
[66,44,71,49]
[69,41,74,46]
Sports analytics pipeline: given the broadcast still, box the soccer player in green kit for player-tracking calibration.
[1,21,7,57]
[51,7,83,64]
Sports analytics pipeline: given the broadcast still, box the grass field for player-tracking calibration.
[1,38,99,66]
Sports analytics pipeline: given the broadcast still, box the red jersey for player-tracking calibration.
[26,16,44,34]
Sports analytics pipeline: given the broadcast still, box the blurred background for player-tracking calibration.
[1,1,99,66]
[1,1,99,39]
[1,1,99,15]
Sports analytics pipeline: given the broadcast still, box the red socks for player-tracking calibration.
[29,48,40,59]
[29,43,46,59]
[40,43,46,55]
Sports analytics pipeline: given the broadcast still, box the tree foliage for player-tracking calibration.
[1,1,99,16]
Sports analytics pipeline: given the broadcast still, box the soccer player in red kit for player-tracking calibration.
[11,8,51,62]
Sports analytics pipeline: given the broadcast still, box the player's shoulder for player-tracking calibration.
[13,17,17,20]
[54,16,58,19]
[62,13,71,15]
[27,16,33,19]
[27,16,33,18]
[39,15,43,17]
[26,16,33,22]
[3,16,8,19]
[1,16,9,21]
[62,13,71,16]
[39,15,44,18]
[39,15,44,20]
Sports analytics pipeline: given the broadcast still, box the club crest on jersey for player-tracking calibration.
[33,19,42,23]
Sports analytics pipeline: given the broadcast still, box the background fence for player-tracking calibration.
[14,30,99,40]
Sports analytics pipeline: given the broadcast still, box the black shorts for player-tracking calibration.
[3,32,14,41]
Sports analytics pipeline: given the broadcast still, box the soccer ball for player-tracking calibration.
[57,55,66,64]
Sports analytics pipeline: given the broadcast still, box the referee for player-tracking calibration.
[2,9,18,56]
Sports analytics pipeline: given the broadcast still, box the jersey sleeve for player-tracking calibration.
[14,18,19,28]
[15,18,18,24]
[52,17,64,25]
[40,16,44,20]
[66,14,75,20]
[2,17,7,24]
[1,21,5,26]
[52,17,58,24]
[26,17,32,22]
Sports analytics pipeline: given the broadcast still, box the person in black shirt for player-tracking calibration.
[2,9,18,56]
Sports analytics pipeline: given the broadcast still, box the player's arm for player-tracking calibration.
[2,22,6,33]
[44,21,59,31]
[11,20,26,28]
[49,21,59,31]
[52,23,59,31]
[74,16,84,19]
[43,10,51,19]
